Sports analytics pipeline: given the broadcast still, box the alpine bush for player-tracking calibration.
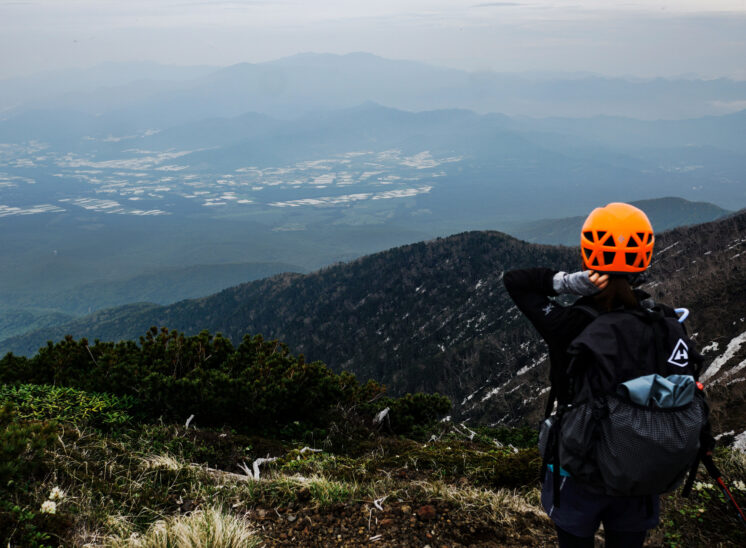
[368,392,452,437]
[0,328,439,437]
[0,404,57,486]
[0,384,134,428]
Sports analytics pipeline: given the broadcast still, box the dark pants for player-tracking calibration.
[542,470,659,541]
[556,525,647,548]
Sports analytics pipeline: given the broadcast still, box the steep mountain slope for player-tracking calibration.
[2,233,578,391]
[3,212,745,433]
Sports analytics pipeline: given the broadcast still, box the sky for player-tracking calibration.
[1,0,746,79]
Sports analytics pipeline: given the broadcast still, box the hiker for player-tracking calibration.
[503,202,702,548]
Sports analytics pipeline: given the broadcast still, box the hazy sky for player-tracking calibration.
[2,0,745,79]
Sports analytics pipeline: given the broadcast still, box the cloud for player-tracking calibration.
[708,100,746,112]
[472,2,521,7]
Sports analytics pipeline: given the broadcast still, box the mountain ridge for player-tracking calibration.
[4,210,745,435]
[503,197,731,245]
[6,53,746,122]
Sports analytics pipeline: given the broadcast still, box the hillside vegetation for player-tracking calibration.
[3,327,746,546]
[5,210,746,433]
[1,212,745,545]
[0,328,543,547]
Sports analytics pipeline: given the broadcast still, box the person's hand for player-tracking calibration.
[587,271,609,290]
[553,270,606,295]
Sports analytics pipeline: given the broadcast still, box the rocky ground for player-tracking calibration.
[249,500,553,547]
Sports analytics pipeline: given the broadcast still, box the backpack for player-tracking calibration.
[538,303,710,500]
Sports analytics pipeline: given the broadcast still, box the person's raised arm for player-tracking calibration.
[503,268,606,341]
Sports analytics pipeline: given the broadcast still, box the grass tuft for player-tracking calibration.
[140,454,184,472]
[409,480,547,527]
[107,507,260,548]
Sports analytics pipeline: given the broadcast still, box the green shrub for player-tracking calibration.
[0,329,406,438]
[476,425,539,449]
[368,392,452,437]
[0,404,57,487]
[0,352,40,385]
[0,503,51,548]
[0,384,134,429]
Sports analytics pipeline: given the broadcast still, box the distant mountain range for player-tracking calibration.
[2,53,745,378]
[504,197,731,245]
[4,53,746,121]
[4,209,745,436]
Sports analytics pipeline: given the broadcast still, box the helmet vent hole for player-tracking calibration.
[597,230,607,241]
[583,248,593,261]
[583,231,594,242]
[603,251,616,265]
[601,234,615,247]
[625,252,638,266]
[591,256,600,267]
[627,237,638,248]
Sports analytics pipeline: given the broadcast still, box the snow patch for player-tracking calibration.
[701,331,746,382]
[657,241,680,254]
[516,353,547,376]
[701,341,719,354]
[461,385,485,405]
[734,431,746,452]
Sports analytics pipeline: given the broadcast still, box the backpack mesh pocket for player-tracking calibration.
[558,394,707,496]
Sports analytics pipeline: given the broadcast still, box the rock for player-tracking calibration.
[416,505,437,521]
[287,514,297,523]
[400,504,412,515]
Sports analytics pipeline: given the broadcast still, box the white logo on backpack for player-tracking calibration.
[668,339,689,367]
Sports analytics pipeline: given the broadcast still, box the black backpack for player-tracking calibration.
[538,303,710,500]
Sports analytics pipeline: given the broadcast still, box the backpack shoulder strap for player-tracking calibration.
[572,304,601,321]
[544,303,601,418]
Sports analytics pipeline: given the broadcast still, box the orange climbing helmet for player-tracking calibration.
[580,202,654,274]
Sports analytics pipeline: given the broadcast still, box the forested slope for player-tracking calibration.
[3,211,745,430]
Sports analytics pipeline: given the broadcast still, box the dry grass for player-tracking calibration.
[106,507,260,548]
[139,454,184,472]
[409,479,548,527]
[34,421,745,546]
[721,445,746,477]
